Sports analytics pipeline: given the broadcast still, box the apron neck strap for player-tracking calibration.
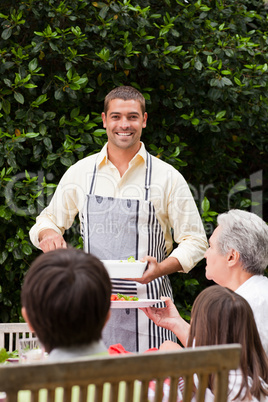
[89,152,152,200]
[89,160,97,195]
[144,152,152,201]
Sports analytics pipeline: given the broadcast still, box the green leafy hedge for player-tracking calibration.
[0,0,267,322]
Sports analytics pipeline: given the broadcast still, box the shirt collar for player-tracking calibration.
[96,142,147,168]
[48,340,107,361]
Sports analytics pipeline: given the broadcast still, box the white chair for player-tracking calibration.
[0,323,34,352]
[0,344,241,402]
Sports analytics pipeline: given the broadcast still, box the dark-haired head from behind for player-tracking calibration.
[21,248,111,353]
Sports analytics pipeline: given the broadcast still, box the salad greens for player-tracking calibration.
[117,293,139,301]
[0,348,19,363]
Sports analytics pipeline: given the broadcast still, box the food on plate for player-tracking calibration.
[111,293,139,301]
[127,256,136,262]
[119,256,136,263]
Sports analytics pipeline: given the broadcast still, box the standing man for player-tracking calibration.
[30,86,207,352]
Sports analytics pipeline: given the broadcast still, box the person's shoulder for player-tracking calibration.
[248,274,268,288]
[238,275,268,289]
[237,275,268,307]
[149,152,185,176]
[148,154,189,189]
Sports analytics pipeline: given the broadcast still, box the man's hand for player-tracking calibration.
[38,229,67,253]
[130,256,183,285]
[130,256,162,284]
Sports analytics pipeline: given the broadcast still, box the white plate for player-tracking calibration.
[101,260,147,278]
[111,299,163,309]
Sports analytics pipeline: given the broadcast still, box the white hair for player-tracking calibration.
[217,209,268,275]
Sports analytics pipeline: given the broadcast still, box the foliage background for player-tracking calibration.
[0,0,267,322]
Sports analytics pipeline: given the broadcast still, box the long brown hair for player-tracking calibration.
[187,286,268,400]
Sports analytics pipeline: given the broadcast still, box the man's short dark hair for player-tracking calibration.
[21,248,111,353]
[104,86,146,115]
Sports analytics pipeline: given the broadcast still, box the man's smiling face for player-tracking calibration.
[102,98,147,152]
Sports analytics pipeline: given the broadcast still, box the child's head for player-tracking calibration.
[187,285,268,399]
[188,285,262,349]
[21,248,111,353]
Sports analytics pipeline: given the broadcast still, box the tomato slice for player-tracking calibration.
[111,293,139,301]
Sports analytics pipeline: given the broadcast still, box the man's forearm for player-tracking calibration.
[158,256,184,275]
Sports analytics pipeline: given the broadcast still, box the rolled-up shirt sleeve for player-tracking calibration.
[166,172,208,273]
[29,164,87,248]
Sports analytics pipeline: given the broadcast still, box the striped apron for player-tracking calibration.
[81,153,176,352]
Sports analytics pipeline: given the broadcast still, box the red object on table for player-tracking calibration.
[108,343,158,355]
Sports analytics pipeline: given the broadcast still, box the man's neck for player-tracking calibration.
[107,143,141,176]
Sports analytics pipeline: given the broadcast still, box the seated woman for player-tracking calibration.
[143,286,268,401]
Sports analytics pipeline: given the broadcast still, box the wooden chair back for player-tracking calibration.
[0,344,241,402]
[0,323,34,352]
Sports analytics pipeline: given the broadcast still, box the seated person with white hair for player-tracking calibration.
[142,209,268,355]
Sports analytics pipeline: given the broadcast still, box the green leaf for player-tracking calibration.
[85,122,98,130]
[71,107,80,119]
[17,228,24,240]
[73,78,88,85]
[93,129,106,136]
[60,156,73,167]
[2,27,12,40]
[221,77,233,86]
[169,64,180,70]
[2,99,11,114]
[14,92,24,104]
[22,244,32,256]
[202,197,210,213]
[24,84,38,89]
[28,58,38,72]
[25,132,39,138]
[216,110,226,119]
[181,114,190,120]
[194,60,203,70]
[31,94,48,107]
[0,251,8,265]
[184,279,199,287]
[207,55,213,64]
[234,77,243,86]
[99,5,109,19]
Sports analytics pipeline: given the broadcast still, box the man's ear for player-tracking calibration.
[227,249,240,266]
[21,307,35,333]
[142,112,148,128]
[101,112,106,128]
